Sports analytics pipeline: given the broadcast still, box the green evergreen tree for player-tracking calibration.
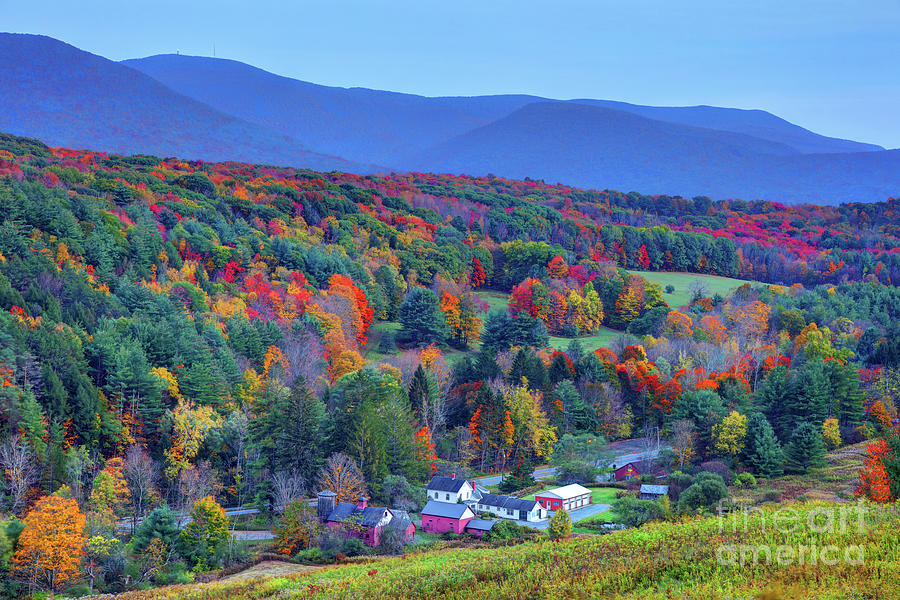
[828,360,865,428]
[397,287,447,347]
[743,413,784,478]
[785,421,826,473]
[756,365,790,440]
[131,505,180,555]
[276,376,325,481]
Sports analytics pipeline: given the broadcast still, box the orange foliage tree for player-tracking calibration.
[468,257,486,288]
[857,438,893,502]
[664,310,693,339]
[698,314,727,343]
[12,495,87,592]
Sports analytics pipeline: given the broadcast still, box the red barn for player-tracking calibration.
[614,462,640,481]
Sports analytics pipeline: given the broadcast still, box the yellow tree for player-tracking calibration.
[164,399,222,480]
[502,382,558,462]
[12,495,87,593]
[712,411,747,460]
[822,418,841,450]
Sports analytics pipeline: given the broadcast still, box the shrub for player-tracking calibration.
[734,472,757,488]
[677,472,728,512]
[612,497,666,528]
[292,547,326,564]
[667,472,694,502]
[763,490,783,503]
[548,509,572,541]
[485,520,533,543]
[665,285,675,294]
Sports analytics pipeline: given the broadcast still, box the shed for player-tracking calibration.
[639,484,669,500]
[464,518,496,538]
[613,462,640,481]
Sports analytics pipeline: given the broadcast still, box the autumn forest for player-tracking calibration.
[0,129,899,597]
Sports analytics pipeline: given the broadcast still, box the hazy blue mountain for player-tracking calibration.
[122,54,498,165]
[124,53,883,161]
[409,102,900,203]
[2,34,896,204]
[568,99,883,155]
[0,34,369,172]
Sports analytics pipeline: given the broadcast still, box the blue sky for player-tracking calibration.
[4,0,899,148]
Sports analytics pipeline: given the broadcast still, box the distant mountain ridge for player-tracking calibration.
[122,53,883,163]
[1,33,897,203]
[0,34,370,172]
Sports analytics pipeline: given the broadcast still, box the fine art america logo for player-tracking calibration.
[716,501,867,567]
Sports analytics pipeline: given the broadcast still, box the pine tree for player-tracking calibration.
[786,359,831,431]
[277,376,325,481]
[397,288,448,347]
[756,365,790,440]
[829,360,865,428]
[785,421,826,474]
[743,413,784,478]
[408,365,434,416]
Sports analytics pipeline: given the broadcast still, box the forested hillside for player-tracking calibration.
[1,131,899,595]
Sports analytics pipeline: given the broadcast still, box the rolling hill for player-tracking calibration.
[409,101,900,203]
[2,33,897,203]
[0,33,368,172]
[123,53,884,162]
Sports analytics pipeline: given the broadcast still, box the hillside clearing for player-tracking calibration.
[627,269,753,308]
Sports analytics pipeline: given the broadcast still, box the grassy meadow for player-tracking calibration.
[100,501,897,600]
[627,270,752,308]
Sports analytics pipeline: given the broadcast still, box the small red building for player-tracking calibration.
[614,462,640,481]
[421,500,475,534]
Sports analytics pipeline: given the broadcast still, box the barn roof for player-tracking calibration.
[326,502,390,527]
[537,483,592,500]
[464,518,496,531]
[422,500,474,520]
[640,484,669,496]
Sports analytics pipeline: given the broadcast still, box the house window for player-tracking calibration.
[446,493,450,500]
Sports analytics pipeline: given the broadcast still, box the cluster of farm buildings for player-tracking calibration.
[313,459,665,548]
[314,475,601,547]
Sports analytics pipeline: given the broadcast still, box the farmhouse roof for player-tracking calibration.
[422,500,474,520]
[427,475,469,493]
[477,493,540,512]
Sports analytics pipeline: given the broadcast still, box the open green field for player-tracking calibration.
[549,328,622,353]
[102,501,898,600]
[474,290,510,313]
[627,270,753,308]
[364,275,752,364]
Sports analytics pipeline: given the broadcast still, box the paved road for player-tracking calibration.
[232,530,275,541]
[518,503,613,530]
[474,466,556,486]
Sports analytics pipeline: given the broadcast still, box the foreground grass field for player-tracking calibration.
[104,501,896,600]
[627,270,753,308]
